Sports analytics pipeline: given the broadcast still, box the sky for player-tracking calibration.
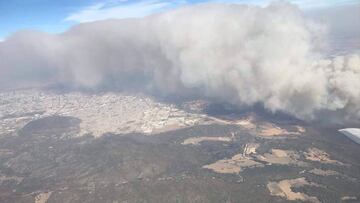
[0,0,359,40]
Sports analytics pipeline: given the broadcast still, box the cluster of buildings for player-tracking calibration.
[0,89,207,137]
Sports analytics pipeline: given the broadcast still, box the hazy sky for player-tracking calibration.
[0,0,359,39]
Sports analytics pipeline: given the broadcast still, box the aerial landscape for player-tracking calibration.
[0,0,359,203]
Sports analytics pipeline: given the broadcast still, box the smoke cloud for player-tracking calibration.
[0,2,359,122]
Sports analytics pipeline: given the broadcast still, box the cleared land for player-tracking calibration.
[267,178,320,203]
[256,149,303,165]
[203,154,263,174]
[182,136,232,145]
[308,168,340,176]
[304,148,343,165]
[35,192,52,203]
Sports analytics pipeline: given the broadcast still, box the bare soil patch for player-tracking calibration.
[203,154,263,174]
[35,192,52,203]
[304,148,343,165]
[182,136,232,145]
[267,178,320,203]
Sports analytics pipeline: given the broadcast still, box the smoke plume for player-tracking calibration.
[0,2,359,122]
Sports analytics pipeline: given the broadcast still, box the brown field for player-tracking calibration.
[203,154,263,174]
[304,148,343,165]
[182,136,232,145]
[35,192,52,203]
[267,178,320,203]
[256,149,302,165]
[308,168,340,176]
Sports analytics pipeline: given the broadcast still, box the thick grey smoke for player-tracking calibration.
[0,2,359,122]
